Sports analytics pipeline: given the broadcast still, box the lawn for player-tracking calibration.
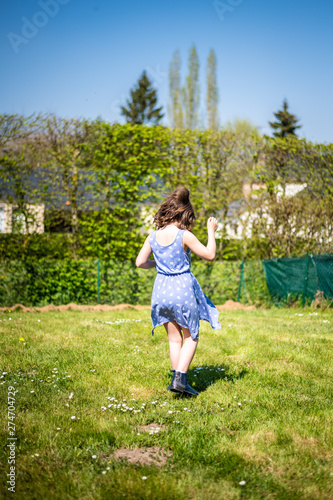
[0,308,332,499]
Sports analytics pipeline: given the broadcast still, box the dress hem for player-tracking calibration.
[152,320,199,340]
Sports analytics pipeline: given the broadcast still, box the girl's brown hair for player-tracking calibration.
[154,186,196,230]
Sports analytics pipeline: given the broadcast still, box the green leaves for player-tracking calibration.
[250,136,333,257]
[78,122,171,261]
[1,114,332,262]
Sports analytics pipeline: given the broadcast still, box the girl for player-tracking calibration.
[136,186,221,396]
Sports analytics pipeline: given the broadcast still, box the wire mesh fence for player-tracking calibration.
[0,254,332,308]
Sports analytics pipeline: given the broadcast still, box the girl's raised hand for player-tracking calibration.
[207,217,218,232]
[183,218,218,261]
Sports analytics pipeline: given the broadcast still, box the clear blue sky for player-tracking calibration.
[1,0,332,143]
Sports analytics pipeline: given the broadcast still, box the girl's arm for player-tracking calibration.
[183,217,218,262]
[136,234,156,269]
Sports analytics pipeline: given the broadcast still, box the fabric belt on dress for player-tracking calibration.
[157,270,191,276]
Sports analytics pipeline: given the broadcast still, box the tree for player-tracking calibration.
[38,114,92,257]
[248,136,333,257]
[224,118,259,138]
[80,122,171,261]
[120,71,164,125]
[0,113,46,238]
[168,49,184,128]
[269,99,301,138]
[182,45,200,129]
[206,49,219,130]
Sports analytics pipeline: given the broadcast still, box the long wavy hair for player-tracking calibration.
[153,186,196,230]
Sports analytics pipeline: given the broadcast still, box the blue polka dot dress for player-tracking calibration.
[150,228,221,340]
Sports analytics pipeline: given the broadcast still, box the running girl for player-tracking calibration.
[136,186,221,396]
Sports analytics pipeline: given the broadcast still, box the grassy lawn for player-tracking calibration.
[0,308,332,499]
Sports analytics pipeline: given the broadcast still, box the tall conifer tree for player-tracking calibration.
[269,99,301,138]
[206,49,219,130]
[120,71,164,125]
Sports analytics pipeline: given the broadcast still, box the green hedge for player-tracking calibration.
[0,233,74,261]
[0,259,271,308]
[0,233,271,262]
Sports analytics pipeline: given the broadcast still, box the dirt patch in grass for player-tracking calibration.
[292,434,329,457]
[249,429,276,445]
[137,423,167,433]
[1,300,255,313]
[0,303,151,313]
[112,446,172,466]
[275,336,300,344]
[216,300,256,311]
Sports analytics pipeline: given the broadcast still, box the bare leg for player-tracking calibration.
[164,321,183,370]
[164,322,198,373]
[176,327,198,373]
[165,323,199,396]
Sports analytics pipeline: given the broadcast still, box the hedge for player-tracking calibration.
[0,259,271,308]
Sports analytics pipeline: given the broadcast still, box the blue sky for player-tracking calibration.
[1,0,332,143]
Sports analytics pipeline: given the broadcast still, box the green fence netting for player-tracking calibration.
[262,253,333,305]
[311,254,333,300]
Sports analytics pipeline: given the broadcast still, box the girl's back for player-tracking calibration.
[150,226,190,276]
[155,225,181,247]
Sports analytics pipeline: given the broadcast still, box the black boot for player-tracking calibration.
[170,371,186,393]
[170,371,198,396]
[167,370,175,391]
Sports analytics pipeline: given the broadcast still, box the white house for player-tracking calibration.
[0,202,45,234]
[223,181,307,239]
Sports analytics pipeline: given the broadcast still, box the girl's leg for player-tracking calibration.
[176,327,198,373]
[164,321,183,370]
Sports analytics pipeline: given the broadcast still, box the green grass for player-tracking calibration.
[0,308,332,499]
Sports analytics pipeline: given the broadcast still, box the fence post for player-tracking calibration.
[302,253,309,307]
[237,260,245,302]
[97,259,101,304]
